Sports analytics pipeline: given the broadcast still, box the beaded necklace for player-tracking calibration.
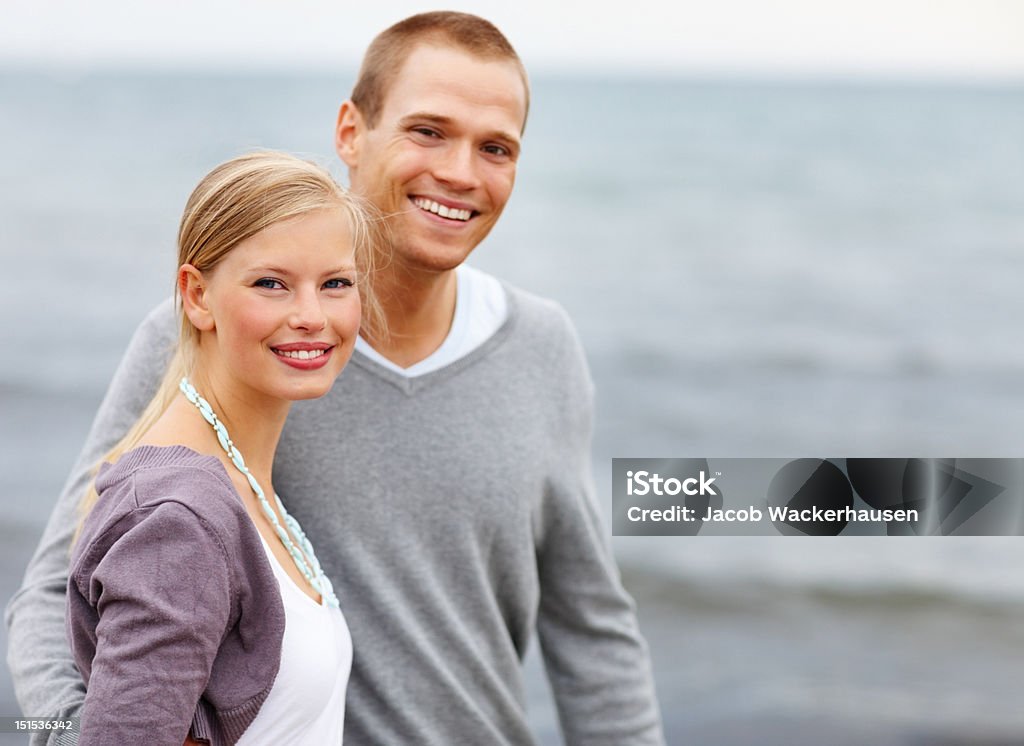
[179,377,339,608]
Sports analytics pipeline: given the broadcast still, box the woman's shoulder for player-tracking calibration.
[98,444,234,500]
[73,445,270,599]
[85,445,247,552]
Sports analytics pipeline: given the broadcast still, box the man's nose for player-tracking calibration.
[432,141,481,190]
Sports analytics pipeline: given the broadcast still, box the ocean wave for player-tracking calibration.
[620,560,1024,621]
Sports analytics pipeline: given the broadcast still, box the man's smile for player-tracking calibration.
[411,196,475,222]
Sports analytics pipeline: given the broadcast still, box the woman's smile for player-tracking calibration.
[271,342,336,370]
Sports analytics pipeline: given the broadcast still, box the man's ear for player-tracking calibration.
[335,99,364,168]
[179,264,215,332]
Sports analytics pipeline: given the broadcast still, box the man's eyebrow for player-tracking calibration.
[399,112,521,148]
[399,112,453,127]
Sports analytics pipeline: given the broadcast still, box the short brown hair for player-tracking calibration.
[351,11,529,130]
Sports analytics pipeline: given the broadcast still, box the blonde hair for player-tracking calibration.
[76,151,385,537]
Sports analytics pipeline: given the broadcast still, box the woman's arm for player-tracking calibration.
[5,299,177,746]
[69,501,234,746]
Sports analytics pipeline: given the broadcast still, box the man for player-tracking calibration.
[6,12,664,745]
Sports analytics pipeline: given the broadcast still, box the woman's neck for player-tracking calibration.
[139,369,289,491]
[197,370,287,470]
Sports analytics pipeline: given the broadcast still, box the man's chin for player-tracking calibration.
[391,241,478,274]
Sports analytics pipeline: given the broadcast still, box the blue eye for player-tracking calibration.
[254,278,284,290]
[324,277,354,289]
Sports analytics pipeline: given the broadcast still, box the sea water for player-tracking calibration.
[1,70,1023,744]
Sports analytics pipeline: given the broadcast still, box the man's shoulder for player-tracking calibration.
[115,297,178,380]
[473,278,593,397]
[499,280,580,347]
[140,296,177,339]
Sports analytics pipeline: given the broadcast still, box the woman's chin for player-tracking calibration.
[282,377,339,402]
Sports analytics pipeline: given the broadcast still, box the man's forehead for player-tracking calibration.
[382,43,528,122]
[394,41,523,77]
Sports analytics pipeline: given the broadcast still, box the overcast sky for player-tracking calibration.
[3,0,1023,79]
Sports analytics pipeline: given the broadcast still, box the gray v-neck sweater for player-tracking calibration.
[7,282,664,745]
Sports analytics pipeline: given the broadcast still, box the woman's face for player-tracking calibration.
[187,207,361,404]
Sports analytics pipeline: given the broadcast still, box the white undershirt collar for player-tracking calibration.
[354,264,508,378]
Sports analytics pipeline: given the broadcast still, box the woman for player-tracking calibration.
[66,151,383,745]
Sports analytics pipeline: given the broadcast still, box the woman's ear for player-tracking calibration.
[179,264,215,332]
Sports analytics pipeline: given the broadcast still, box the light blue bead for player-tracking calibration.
[178,377,339,608]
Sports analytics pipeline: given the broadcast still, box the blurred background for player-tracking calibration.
[2,2,1023,744]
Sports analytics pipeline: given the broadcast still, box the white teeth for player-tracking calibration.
[276,348,326,360]
[413,198,471,221]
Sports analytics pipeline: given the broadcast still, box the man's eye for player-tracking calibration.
[413,127,440,138]
[254,278,284,290]
[324,278,354,289]
[482,143,510,157]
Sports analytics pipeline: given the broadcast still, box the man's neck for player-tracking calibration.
[363,264,458,369]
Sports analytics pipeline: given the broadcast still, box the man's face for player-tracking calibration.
[338,44,527,274]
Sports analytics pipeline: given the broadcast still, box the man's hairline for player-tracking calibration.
[354,40,530,136]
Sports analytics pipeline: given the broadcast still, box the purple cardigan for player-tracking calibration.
[67,445,285,746]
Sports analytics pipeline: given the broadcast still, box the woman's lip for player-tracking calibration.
[271,345,334,370]
[271,342,333,351]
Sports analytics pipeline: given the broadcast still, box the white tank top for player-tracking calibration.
[235,535,352,744]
